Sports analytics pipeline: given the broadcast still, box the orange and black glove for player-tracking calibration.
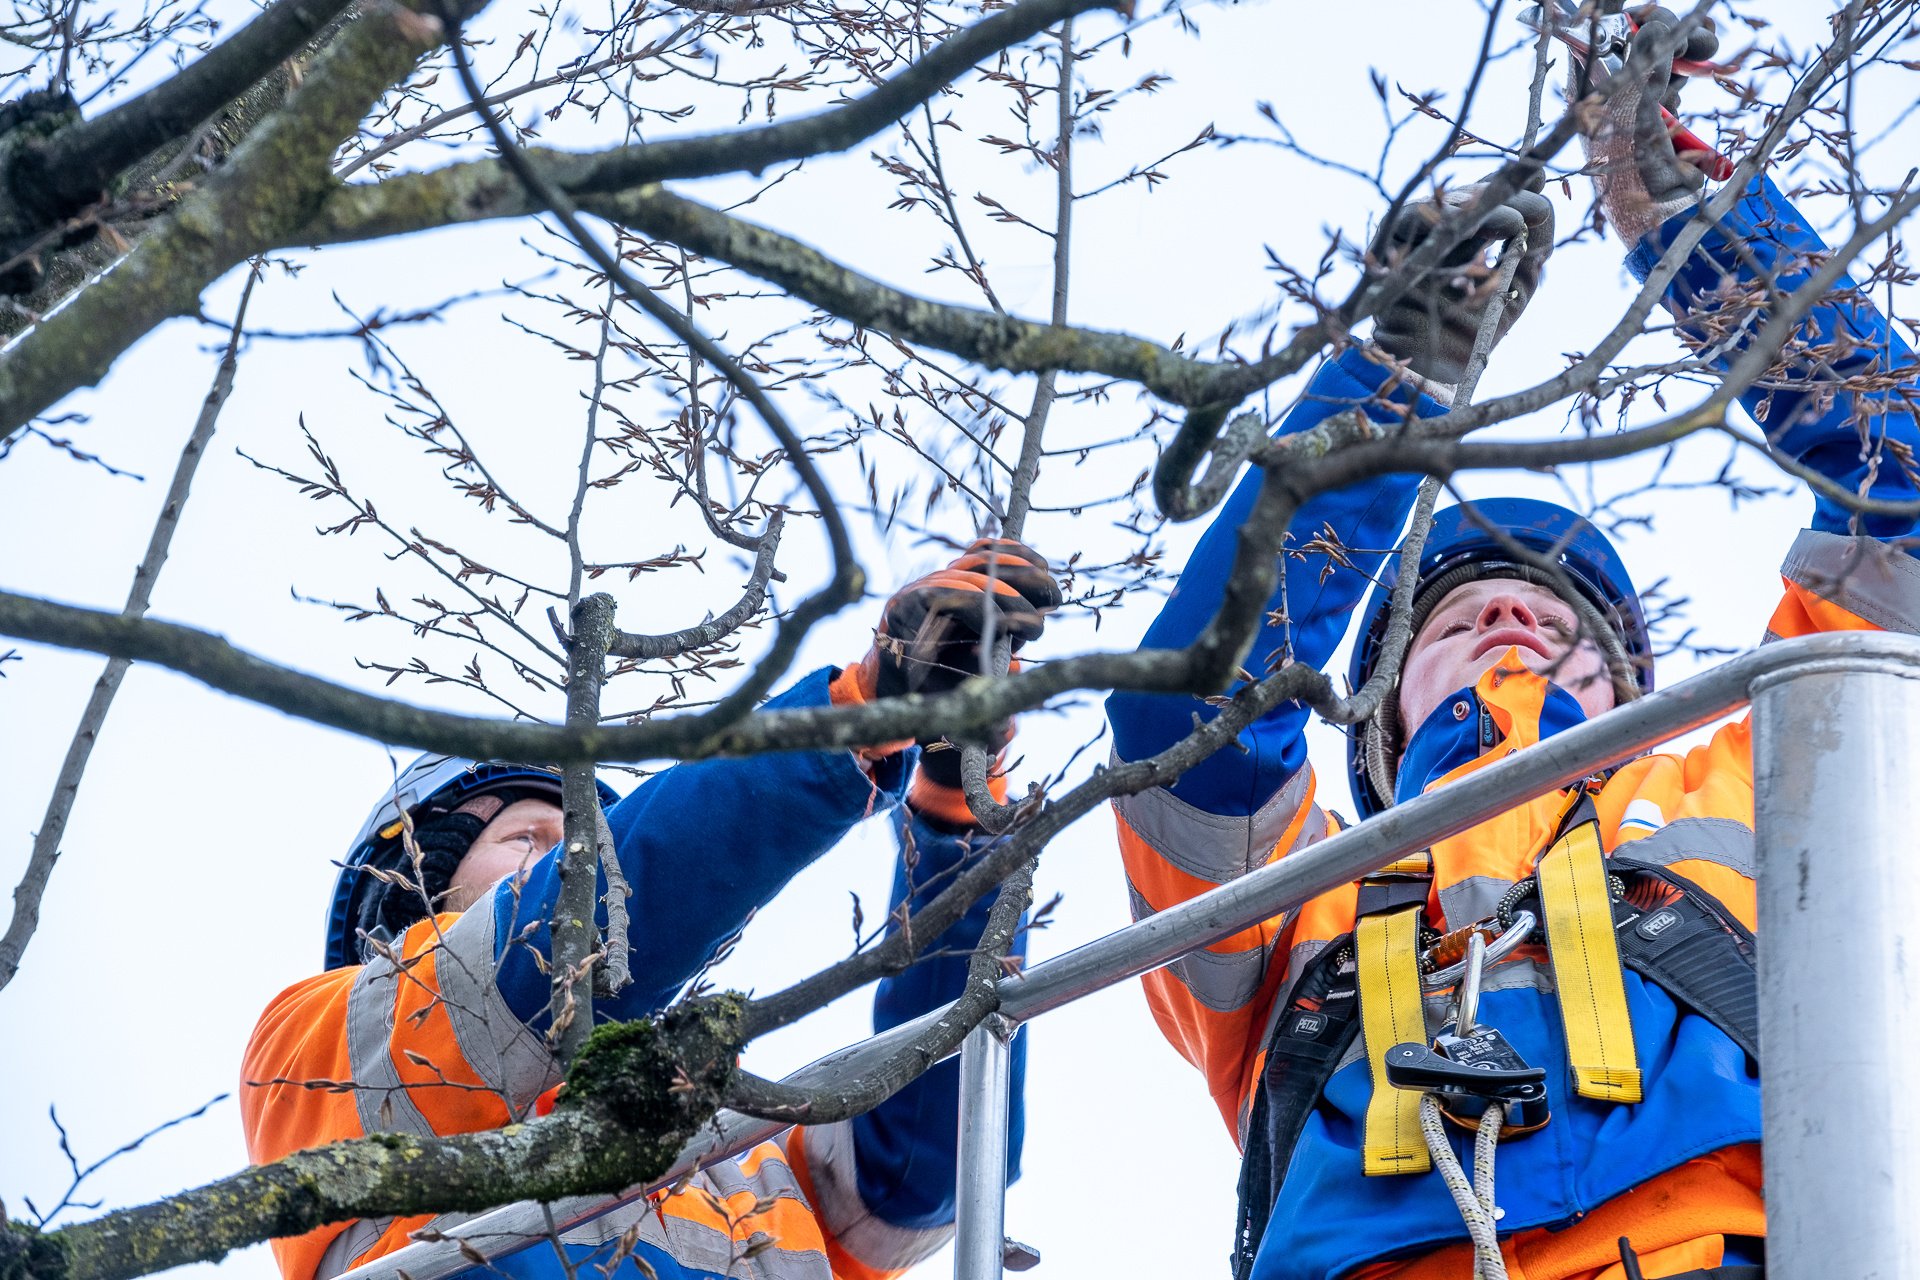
[836,538,1061,703]
[832,539,1061,781]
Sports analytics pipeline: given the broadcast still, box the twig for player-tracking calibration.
[960,16,1075,831]
[0,262,257,994]
[568,279,616,609]
[28,1095,229,1227]
[608,511,784,660]
[552,592,617,1062]
[594,804,630,996]
[430,4,864,731]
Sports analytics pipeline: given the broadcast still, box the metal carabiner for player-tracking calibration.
[1422,909,1537,991]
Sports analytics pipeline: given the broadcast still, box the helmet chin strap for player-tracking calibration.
[1364,702,1404,814]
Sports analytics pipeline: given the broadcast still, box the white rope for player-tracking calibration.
[1419,1094,1509,1280]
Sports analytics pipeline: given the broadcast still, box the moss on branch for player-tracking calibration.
[14,998,746,1280]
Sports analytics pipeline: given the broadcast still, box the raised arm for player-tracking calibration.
[1587,10,1920,630]
[492,667,910,1028]
[1107,186,1555,1135]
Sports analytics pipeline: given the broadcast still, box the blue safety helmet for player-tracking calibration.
[323,754,622,970]
[1345,497,1653,819]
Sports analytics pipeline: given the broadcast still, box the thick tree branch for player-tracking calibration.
[306,0,1125,250]
[8,0,357,231]
[0,0,450,438]
[12,999,747,1280]
[582,181,1313,411]
[608,512,783,660]
[553,592,616,1060]
[0,589,1214,760]
[726,856,1034,1124]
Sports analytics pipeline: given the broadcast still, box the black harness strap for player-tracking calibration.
[1608,858,1759,1062]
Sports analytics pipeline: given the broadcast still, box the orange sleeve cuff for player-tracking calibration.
[909,763,1007,826]
[830,662,913,765]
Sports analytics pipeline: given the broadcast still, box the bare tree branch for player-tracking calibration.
[607,511,783,661]
[0,262,257,994]
[552,591,616,1061]
[7,0,356,236]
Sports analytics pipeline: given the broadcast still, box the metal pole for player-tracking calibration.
[953,1014,1015,1280]
[1751,652,1920,1279]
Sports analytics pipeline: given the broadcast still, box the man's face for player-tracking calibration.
[444,797,566,913]
[1396,577,1617,737]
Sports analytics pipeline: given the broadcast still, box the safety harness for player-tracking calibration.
[1230,792,1759,1280]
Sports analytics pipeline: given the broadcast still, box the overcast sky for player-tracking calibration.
[3,2,1914,1278]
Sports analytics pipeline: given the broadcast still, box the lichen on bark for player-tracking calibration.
[25,996,747,1280]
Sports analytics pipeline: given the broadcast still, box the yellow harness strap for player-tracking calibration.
[1356,907,1431,1175]
[1537,820,1643,1102]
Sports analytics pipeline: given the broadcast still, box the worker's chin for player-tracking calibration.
[1451,645,1548,691]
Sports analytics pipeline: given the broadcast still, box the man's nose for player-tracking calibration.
[1476,593,1539,632]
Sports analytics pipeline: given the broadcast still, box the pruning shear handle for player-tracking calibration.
[1520,0,1735,181]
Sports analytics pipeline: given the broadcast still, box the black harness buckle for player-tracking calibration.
[1384,1031,1552,1133]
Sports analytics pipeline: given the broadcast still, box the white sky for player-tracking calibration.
[2,2,1914,1279]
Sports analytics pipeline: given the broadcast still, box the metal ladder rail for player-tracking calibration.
[329,632,1920,1280]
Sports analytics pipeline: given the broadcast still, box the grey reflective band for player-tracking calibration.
[1438,874,1518,932]
[315,1218,392,1280]
[1164,943,1270,1014]
[798,1121,956,1271]
[1782,529,1920,634]
[433,905,561,1119]
[1621,817,1757,881]
[1113,760,1313,885]
[346,955,436,1139]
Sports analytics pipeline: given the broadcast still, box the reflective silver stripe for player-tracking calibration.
[346,955,436,1138]
[1782,529,1920,634]
[1437,876,1512,932]
[433,905,560,1119]
[1165,942,1269,1013]
[551,1192,819,1279]
[315,1218,391,1280]
[796,1119,953,1272]
[1128,873,1276,1012]
[1619,816,1757,880]
[317,1213,475,1280]
[1281,937,1330,997]
[1112,759,1314,885]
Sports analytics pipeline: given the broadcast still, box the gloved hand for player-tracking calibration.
[1575,5,1723,244]
[842,538,1061,702]
[1370,176,1556,391]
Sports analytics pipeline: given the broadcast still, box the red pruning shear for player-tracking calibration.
[1520,0,1735,181]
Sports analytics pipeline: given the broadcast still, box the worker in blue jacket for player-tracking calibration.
[1109,11,1918,1279]
[242,540,1059,1280]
